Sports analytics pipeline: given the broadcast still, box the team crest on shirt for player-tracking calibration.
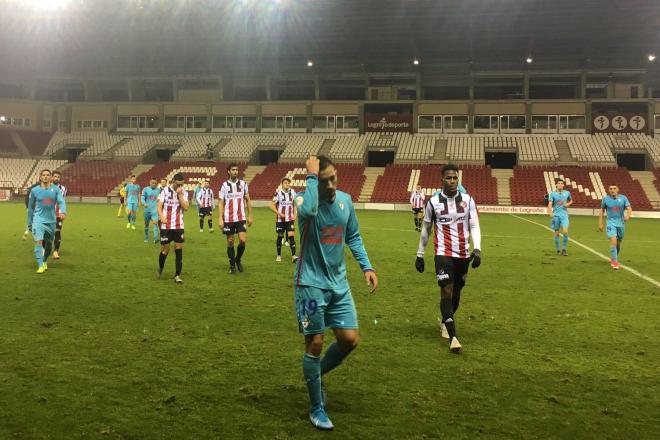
[302,316,310,329]
[296,196,304,207]
[339,201,345,210]
[461,201,468,209]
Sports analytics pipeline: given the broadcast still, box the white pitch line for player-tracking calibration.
[361,227,660,244]
[510,214,660,289]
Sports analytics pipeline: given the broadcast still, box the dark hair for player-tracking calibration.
[172,173,185,181]
[40,169,51,175]
[130,174,136,178]
[150,176,157,181]
[227,162,238,171]
[318,155,335,172]
[52,170,61,176]
[281,177,291,183]
[555,178,564,184]
[608,183,619,188]
[441,163,459,176]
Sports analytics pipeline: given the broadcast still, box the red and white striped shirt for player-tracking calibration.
[219,179,249,223]
[196,187,214,208]
[423,191,480,258]
[54,183,67,218]
[410,190,425,209]
[158,186,188,230]
[273,188,296,222]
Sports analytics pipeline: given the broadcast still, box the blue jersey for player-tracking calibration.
[27,184,66,226]
[549,190,572,217]
[125,183,141,204]
[141,186,161,213]
[294,175,374,290]
[601,195,630,227]
[193,186,202,206]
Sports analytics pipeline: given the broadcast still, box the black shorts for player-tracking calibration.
[56,217,64,232]
[223,221,247,235]
[434,255,470,288]
[119,197,125,204]
[276,221,295,233]
[412,208,423,214]
[198,207,213,217]
[160,229,185,244]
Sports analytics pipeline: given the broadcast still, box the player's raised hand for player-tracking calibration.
[364,270,378,293]
[306,155,320,175]
[415,257,425,273]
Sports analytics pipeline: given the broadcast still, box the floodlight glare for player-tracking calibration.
[648,54,656,62]
[306,60,314,67]
[526,57,533,64]
[25,0,71,11]
[413,58,420,65]
[0,116,6,123]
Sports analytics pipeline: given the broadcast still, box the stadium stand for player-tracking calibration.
[510,166,652,209]
[446,136,485,162]
[654,169,660,194]
[217,136,287,161]
[247,162,365,201]
[328,135,367,161]
[563,135,615,163]
[23,159,67,189]
[370,164,497,204]
[114,135,183,157]
[134,161,247,193]
[0,158,35,189]
[516,135,559,162]
[18,131,54,156]
[278,136,326,161]
[63,160,138,196]
[170,135,228,158]
[643,136,660,163]
[0,131,18,154]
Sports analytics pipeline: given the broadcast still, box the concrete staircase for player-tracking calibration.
[9,131,31,157]
[630,171,660,210]
[242,165,266,185]
[358,167,385,202]
[491,169,513,205]
[318,138,335,156]
[108,163,154,196]
[429,139,448,164]
[554,139,575,164]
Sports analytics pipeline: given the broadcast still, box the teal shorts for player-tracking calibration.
[32,222,55,242]
[294,285,358,335]
[127,202,138,212]
[606,224,625,240]
[144,210,159,223]
[550,215,569,230]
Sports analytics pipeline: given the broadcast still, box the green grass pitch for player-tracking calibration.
[0,202,658,439]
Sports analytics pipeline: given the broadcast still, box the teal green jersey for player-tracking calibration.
[27,184,66,227]
[125,183,141,204]
[601,194,630,227]
[193,185,202,205]
[549,190,572,217]
[141,186,161,213]
[294,175,374,290]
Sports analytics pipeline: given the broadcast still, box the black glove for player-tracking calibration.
[415,257,425,273]
[470,249,481,269]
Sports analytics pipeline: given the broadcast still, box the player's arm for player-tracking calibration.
[415,200,434,272]
[269,196,280,217]
[547,194,553,217]
[177,188,189,211]
[298,156,320,218]
[598,201,606,231]
[141,188,147,206]
[217,188,225,228]
[157,193,166,223]
[27,189,36,228]
[292,198,298,221]
[468,197,481,268]
[345,199,377,293]
[245,192,253,226]
[565,192,573,208]
[624,198,632,221]
[55,187,67,219]
[410,193,414,205]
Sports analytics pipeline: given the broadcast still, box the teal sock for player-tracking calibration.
[127,213,131,222]
[34,244,44,267]
[321,342,350,376]
[562,234,569,250]
[303,353,323,411]
[610,245,618,262]
[43,240,52,261]
[132,214,136,225]
[554,235,560,251]
[144,226,149,240]
[153,224,159,239]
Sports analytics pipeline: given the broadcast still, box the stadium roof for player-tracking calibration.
[1,0,659,79]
